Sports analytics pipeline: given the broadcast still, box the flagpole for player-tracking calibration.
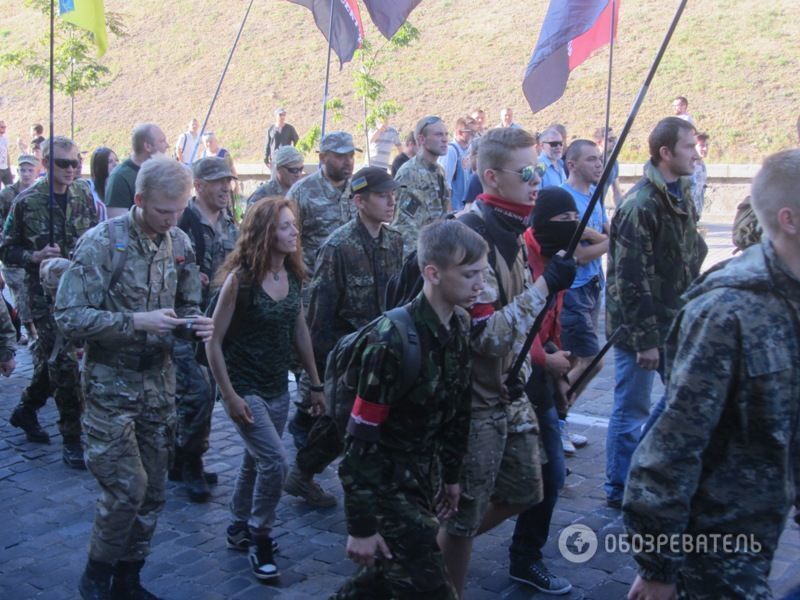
[190,0,256,165]
[321,0,335,138]
[601,0,617,173]
[506,0,689,386]
[48,0,55,246]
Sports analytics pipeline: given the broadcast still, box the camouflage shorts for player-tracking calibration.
[443,405,543,537]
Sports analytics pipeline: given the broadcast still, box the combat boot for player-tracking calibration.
[110,560,161,600]
[182,454,211,502]
[78,558,113,600]
[63,437,87,470]
[284,464,337,508]
[169,447,218,484]
[9,405,50,443]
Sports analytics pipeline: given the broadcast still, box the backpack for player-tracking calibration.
[324,306,421,431]
[731,195,762,253]
[177,206,208,277]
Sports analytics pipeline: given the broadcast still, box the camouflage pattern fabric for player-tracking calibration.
[336,292,470,597]
[392,154,451,256]
[0,179,23,225]
[731,195,762,253]
[605,160,708,352]
[0,294,16,362]
[245,177,287,209]
[54,209,202,563]
[623,241,800,597]
[1,266,31,323]
[286,169,356,275]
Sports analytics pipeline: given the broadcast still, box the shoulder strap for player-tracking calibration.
[458,211,508,306]
[108,219,128,291]
[384,305,421,400]
[178,207,207,275]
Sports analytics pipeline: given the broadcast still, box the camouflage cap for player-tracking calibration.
[351,166,400,194]
[17,154,38,166]
[319,131,361,154]
[192,156,237,181]
[39,257,72,295]
[273,145,304,168]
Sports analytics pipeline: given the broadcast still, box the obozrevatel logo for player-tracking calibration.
[558,524,598,563]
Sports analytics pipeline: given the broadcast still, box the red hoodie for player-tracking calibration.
[524,227,566,367]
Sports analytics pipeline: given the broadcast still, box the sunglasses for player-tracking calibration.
[496,165,538,183]
[417,116,442,136]
[54,158,80,169]
[543,141,563,148]
[281,166,304,175]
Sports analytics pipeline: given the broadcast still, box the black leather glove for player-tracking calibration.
[505,373,526,402]
[542,254,577,293]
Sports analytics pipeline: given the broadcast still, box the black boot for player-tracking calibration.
[110,560,161,600]
[63,438,87,470]
[78,558,113,600]
[182,454,211,503]
[10,405,50,443]
[169,447,218,484]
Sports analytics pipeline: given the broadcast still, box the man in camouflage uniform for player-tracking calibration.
[54,157,211,599]
[604,117,708,509]
[245,145,304,208]
[392,116,451,255]
[171,156,239,502]
[334,220,487,599]
[624,149,800,600]
[284,166,403,508]
[285,130,357,444]
[0,293,17,377]
[1,137,98,468]
[0,153,39,344]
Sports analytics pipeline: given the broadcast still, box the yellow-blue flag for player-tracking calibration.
[59,0,108,57]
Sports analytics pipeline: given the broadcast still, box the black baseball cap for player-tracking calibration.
[351,167,400,194]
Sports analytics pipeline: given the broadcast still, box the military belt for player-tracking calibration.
[89,349,170,372]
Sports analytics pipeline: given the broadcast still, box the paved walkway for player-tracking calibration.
[2,220,798,599]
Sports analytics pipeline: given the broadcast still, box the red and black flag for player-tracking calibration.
[289,0,365,66]
[523,0,621,113]
[361,0,422,40]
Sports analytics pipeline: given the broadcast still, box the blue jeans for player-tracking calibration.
[604,347,663,503]
[509,404,565,560]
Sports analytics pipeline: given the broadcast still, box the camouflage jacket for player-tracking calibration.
[246,177,288,208]
[0,298,15,362]
[606,161,708,352]
[0,176,98,319]
[181,198,238,308]
[392,154,450,255]
[54,209,202,360]
[338,292,472,537]
[307,215,403,368]
[623,241,800,583]
[286,169,356,275]
[0,180,23,227]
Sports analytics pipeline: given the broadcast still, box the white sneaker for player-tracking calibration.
[569,431,588,448]
[559,420,576,456]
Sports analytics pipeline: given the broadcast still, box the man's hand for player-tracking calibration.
[132,308,184,334]
[184,316,214,342]
[628,575,676,600]
[199,272,210,287]
[223,393,254,426]
[636,347,660,371]
[544,350,572,377]
[31,244,61,264]
[0,357,16,377]
[435,483,460,520]
[309,389,326,417]
[541,254,577,295]
[346,533,392,567]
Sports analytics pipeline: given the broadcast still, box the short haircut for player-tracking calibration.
[469,135,481,157]
[202,131,215,141]
[695,132,709,143]
[132,123,157,154]
[404,130,416,146]
[477,127,537,185]
[42,136,77,161]
[136,157,192,202]
[455,116,476,131]
[565,139,597,164]
[549,123,567,141]
[417,220,488,271]
[648,117,696,165]
[415,115,443,138]
[674,95,688,105]
[593,126,614,142]
[32,123,44,135]
[539,127,562,141]
[750,149,800,238]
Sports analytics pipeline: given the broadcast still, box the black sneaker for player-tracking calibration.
[249,537,279,581]
[227,523,279,553]
[63,441,87,470]
[510,559,572,595]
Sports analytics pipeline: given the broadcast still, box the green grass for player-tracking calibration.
[0,0,797,163]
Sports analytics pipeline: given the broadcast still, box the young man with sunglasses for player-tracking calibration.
[438,127,577,597]
[537,128,566,188]
[1,136,98,467]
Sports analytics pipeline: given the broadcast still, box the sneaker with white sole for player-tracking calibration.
[249,537,279,581]
[558,420,576,456]
[510,558,572,595]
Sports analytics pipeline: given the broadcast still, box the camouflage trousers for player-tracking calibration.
[1,266,31,323]
[332,492,457,599]
[82,359,176,563]
[173,339,213,456]
[677,551,774,599]
[19,313,82,440]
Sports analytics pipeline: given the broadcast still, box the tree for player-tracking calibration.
[0,0,126,138]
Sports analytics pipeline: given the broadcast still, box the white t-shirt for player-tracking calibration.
[0,134,9,169]
[176,132,201,165]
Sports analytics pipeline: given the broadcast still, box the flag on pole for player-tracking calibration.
[523,0,620,113]
[58,0,108,57]
[361,0,423,40]
[289,0,364,67]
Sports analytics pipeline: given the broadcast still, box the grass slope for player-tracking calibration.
[0,0,797,163]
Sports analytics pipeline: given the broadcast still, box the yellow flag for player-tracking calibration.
[59,0,108,57]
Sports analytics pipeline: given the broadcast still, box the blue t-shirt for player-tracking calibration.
[562,182,608,288]
[602,161,619,199]
[538,152,566,188]
[463,172,483,205]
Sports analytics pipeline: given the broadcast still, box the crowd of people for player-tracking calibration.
[0,98,797,600]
